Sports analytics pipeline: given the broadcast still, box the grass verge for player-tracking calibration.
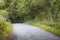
[26,21,60,36]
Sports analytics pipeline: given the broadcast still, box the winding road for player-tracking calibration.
[13,24,60,40]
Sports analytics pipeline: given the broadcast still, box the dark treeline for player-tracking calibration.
[0,0,60,23]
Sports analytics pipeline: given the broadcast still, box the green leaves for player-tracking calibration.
[0,10,8,18]
[2,0,60,23]
[0,16,12,40]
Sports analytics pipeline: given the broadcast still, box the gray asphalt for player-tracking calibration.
[13,24,60,40]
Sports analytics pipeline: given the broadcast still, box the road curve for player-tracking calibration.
[13,24,60,40]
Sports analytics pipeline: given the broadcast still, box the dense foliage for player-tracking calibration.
[0,10,8,18]
[3,0,60,23]
[0,0,60,35]
[0,0,5,9]
[0,16,12,40]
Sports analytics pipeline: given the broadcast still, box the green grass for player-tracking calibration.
[26,21,60,36]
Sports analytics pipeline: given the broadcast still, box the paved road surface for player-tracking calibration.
[13,24,60,40]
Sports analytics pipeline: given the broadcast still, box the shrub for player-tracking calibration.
[0,10,9,18]
[0,15,12,40]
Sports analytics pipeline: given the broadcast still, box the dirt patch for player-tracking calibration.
[4,31,17,40]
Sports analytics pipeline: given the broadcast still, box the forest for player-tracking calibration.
[0,0,60,40]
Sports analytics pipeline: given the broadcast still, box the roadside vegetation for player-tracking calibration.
[0,16,12,40]
[26,21,60,36]
[0,0,60,39]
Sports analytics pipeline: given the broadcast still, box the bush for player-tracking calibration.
[0,10,8,18]
[0,15,12,40]
[0,0,5,9]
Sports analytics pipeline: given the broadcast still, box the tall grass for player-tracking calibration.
[0,15,12,40]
